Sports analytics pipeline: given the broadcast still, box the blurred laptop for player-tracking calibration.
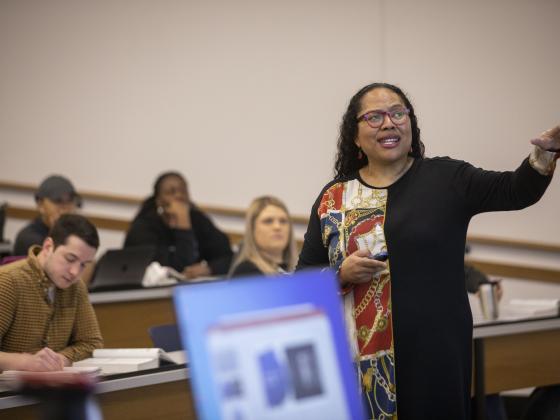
[0,203,12,258]
[88,246,156,292]
[173,269,365,420]
[0,203,6,242]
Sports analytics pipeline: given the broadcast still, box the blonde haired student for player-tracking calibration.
[229,196,297,277]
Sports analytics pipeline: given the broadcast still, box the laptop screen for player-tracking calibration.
[173,269,364,420]
[89,246,156,292]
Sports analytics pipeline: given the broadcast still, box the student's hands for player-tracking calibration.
[531,126,560,152]
[338,249,387,286]
[183,261,211,279]
[160,199,191,229]
[16,348,65,372]
[58,353,71,367]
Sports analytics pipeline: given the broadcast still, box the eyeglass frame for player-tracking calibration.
[357,108,411,129]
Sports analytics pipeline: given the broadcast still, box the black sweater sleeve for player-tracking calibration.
[454,157,553,216]
[13,218,49,256]
[124,214,199,272]
[464,264,488,293]
[296,191,330,270]
[229,260,263,278]
[190,209,233,275]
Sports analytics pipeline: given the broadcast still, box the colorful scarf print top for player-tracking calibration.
[318,179,397,419]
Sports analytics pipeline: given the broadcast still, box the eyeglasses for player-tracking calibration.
[358,108,410,128]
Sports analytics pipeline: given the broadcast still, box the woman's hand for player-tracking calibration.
[339,249,387,286]
[161,199,191,229]
[530,126,560,152]
[183,261,211,279]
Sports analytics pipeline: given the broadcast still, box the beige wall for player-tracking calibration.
[1,0,559,245]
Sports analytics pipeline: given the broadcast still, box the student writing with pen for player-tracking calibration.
[0,214,103,372]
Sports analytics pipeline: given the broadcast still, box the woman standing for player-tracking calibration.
[297,83,558,419]
[229,196,297,277]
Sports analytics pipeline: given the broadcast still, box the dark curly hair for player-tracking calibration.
[334,83,424,179]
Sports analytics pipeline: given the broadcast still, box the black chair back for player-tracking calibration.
[148,324,182,352]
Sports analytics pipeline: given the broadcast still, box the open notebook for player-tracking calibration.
[72,348,187,375]
[0,349,187,384]
[173,269,365,420]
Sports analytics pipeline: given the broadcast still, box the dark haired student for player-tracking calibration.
[297,82,559,419]
[13,174,82,256]
[0,214,103,372]
[124,171,233,279]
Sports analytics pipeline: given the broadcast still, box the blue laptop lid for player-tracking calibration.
[173,269,365,420]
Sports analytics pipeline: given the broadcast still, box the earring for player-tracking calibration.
[358,148,363,159]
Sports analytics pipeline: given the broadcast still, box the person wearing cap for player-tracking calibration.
[0,214,103,372]
[13,175,81,256]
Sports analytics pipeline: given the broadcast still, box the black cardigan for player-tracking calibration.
[124,204,232,275]
[297,156,552,420]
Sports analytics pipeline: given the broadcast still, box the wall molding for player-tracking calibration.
[0,180,308,223]
[2,179,560,252]
[5,202,560,285]
[467,259,560,285]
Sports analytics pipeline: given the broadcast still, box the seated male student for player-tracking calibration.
[13,175,81,256]
[0,214,103,372]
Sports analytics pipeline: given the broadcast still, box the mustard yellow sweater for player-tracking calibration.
[0,247,103,362]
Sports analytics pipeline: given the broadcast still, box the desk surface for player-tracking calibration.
[474,315,560,338]
[91,286,560,395]
[91,284,560,343]
[0,365,195,420]
[89,285,174,304]
[2,317,559,418]
[0,364,188,409]
[3,285,558,418]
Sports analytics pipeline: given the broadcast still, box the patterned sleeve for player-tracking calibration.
[58,281,103,362]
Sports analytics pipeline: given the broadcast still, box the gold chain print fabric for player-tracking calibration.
[318,180,397,419]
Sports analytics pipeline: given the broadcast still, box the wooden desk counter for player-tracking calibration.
[91,287,176,348]
[2,288,559,420]
[0,366,195,420]
[485,328,560,392]
[474,317,560,394]
[90,287,560,395]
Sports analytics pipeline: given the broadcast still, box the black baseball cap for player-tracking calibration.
[35,175,82,207]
